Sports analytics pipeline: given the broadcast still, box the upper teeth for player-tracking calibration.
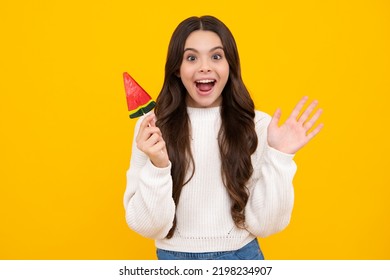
[196,79,215,83]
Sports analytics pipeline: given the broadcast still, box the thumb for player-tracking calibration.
[146,112,157,127]
[270,108,282,128]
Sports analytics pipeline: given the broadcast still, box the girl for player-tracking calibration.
[124,15,323,260]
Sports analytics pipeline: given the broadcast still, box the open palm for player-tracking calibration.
[267,96,324,154]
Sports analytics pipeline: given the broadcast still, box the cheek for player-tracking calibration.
[219,65,230,83]
[218,61,230,76]
[179,68,195,84]
[178,64,188,78]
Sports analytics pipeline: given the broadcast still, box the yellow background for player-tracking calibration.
[1,0,389,259]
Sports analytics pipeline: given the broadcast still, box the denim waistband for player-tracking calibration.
[156,238,264,260]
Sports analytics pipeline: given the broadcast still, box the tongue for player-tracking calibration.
[197,83,213,92]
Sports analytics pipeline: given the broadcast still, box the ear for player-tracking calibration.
[175,71,181,78]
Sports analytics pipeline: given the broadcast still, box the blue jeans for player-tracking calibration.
[156,238,264,260]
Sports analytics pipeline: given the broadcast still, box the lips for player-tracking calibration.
[195,79,216,93]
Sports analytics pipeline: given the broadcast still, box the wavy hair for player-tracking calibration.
[154,16,258,238]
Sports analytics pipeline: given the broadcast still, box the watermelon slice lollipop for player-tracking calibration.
[123,72,156,119]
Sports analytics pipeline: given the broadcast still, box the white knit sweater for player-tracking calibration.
[124,106,297,253]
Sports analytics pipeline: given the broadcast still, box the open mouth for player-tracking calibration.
[195,79,216,92]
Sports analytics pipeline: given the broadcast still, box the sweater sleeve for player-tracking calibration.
[123,116,175,239]
[245,112,297,238]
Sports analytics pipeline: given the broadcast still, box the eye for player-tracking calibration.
[212,54,223,60]
[186,55,196,61]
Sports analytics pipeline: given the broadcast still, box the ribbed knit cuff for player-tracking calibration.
[140,159,172,188]
[264,144,295,164]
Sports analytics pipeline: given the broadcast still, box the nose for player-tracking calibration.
[199,59,211,73]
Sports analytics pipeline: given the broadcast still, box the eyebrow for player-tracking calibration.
[183,46,224,53]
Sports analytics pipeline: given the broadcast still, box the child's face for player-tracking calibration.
[179,30,229,108]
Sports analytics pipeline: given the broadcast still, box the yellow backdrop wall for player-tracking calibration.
[1,0,389,259]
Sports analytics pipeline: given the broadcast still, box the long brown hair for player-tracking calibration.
[154,16,258,238]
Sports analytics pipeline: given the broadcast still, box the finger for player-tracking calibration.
[148,113,157,127]
[307,123,324,141]
[145,133,161,146]
[298,100,319,124]
[136,114,155,141]
[141,113,156,130]
[149,139,167,153]
[270,108,282,128]
[289,96,309,120]
[147,138,168,163]
[137,132,162,153]
[136,127,162,146]
[142,113,155,128]
[303,108,323,131]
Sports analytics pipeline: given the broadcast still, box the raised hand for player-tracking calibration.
[136,113,170,168]
[267,96,324,154]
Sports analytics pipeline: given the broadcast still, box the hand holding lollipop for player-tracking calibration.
[123,72,169,168]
